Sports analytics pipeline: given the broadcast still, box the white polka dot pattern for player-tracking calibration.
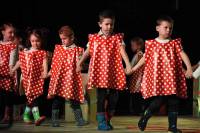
[0,43,16,91]
[141,38,187,99]
[87,33,126,90]
[48,45,85,103]
[19,50,46,104]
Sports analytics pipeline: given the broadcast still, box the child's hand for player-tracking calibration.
[185,68,193,79]
[47,95,54,99]
[40,72,48,79]
[125,64,132,74]
[9,69,15,76]
[76,63,82,72]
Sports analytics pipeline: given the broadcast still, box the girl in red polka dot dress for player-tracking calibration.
[11,29,47,126]
[127,37,145,115]
[0,23,16,125]
[47,26,88,127]
[127,16,193,133]
[77,10,131,131]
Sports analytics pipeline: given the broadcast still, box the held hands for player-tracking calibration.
[40,72,48,79]
[125,64,132,75]
[9,69,15,76]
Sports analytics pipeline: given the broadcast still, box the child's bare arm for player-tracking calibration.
[120,45,131,72]
[76,47,90,72]
[10,61,20,75]
[128,56,145,75]
[41,57,48,79]
[180,51,193,78]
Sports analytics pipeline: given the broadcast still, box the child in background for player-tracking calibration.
[127,37,145,115]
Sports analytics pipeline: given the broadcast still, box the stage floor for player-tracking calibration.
[1,116,200,133]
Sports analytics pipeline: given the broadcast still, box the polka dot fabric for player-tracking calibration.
[141,38,187,99]
[48,45,85,103]
[128,52,144,93]
[19,50,46,104]
[0,43,16,91]
[87,33,126,90]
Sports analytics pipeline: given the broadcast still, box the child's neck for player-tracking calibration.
[101,30,112,37]
[31,47,39,50]
[157,36,170,40]
[63,42,74,47]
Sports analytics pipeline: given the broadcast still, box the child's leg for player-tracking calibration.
[23,105,32,124]
[96,89,110,130]
[1,91,14,124]
[70,100,88,126]
[31,98,46,126]
[138,96,164,131]
[105,89,119,130]
[167,95,182,133]
[51,96,63,127]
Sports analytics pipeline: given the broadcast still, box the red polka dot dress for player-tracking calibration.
[141,38,187,99]
[48,44,85,103]
[87,33,126,90]
[0,43,17,91]
[19,49,46,104]
[128,51,144,93]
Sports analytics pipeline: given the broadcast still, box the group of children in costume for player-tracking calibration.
[0,9,197,133]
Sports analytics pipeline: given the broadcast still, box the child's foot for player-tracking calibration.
[35,116,46,126]
[168,128,182,133]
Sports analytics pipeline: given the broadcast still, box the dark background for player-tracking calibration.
[0,0,199,116]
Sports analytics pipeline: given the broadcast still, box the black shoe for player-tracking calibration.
[73,109,89,126]
[168,128,182,133]
[168,112,182,133]
[52,109,60,127]
[138,109,152,131]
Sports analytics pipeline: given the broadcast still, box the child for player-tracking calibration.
[47,26,88,127]
[127,16,193,133]
[11,29,47,126]
[0,23,16,125]
[76,10,131,131]
[127,37,145,115]
[9,34,26,121]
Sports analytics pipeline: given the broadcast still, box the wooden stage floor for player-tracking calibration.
[1,116,200,133]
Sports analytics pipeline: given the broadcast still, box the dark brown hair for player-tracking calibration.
[58,25,74,38]
[156,15,174,26]
[99,9,115,22]
[131,37,144,50]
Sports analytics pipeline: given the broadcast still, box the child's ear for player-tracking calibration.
[156,26,159,32]
[2,30,5,36]
[98,22,102,28]
[71,36,74,41]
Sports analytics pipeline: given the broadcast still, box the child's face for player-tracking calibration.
[59,34,73,46]
[2,27,15,41]
[98,18,114,35]
[30,34,41,49]
[156,21,173,39]
[131,42,140,52]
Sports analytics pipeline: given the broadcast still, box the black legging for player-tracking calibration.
[52,96,81,110]
[0,90,15,107]
[147,95,179,113]
[97,89,119,113]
